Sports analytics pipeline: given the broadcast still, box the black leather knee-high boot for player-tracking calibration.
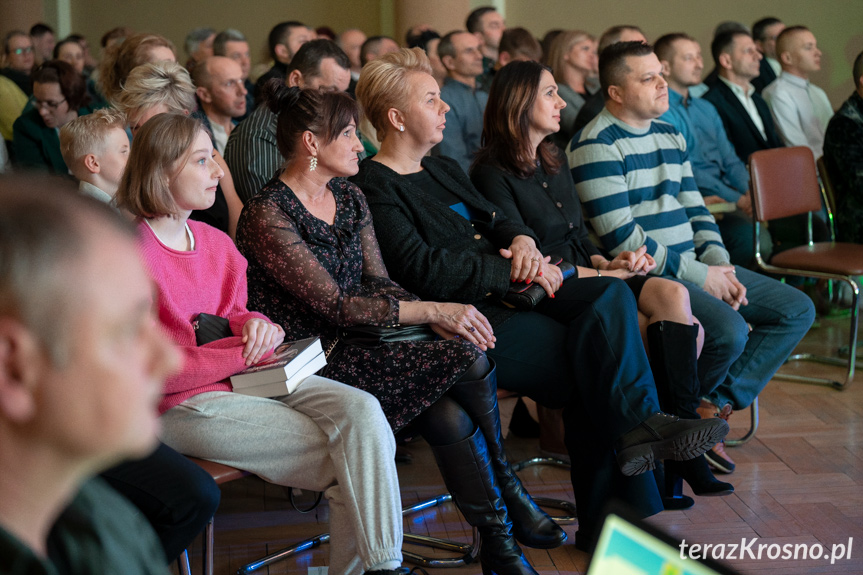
[646,321,733,497]
[447,359,567,549]
[431,428,538,575]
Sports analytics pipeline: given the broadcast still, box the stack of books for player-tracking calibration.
[230,337,326,397]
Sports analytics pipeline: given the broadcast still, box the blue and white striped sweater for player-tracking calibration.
[568,108,729,287]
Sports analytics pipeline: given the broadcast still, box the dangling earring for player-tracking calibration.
[399,125,405,132]
[309,156,318,172]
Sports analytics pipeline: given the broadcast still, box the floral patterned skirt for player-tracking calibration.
[321,338,483,432]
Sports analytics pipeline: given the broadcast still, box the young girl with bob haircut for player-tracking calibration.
[115,111,407,575]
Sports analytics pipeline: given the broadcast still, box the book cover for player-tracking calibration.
[230,337,323,388]
[233,352,327,397]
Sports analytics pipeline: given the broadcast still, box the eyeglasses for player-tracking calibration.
[11,46,34,55]
[34,98,66,110]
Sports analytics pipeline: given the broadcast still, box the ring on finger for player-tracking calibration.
[530,257,540,262]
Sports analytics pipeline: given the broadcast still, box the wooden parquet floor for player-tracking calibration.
[175,313,863,575]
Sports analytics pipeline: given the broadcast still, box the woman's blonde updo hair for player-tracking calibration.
[115,61,197,126]
[355,47,433,139]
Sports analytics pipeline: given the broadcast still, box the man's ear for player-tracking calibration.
[274,43,290,63]
[287,70,303,88]
[660,60,671,78]
[779,51,793,66]
[718,52,733,71]
[196,86,212,104]
[0,318,44,424]
[83,153,100,175]
[607,85,624,105]
[441,54,455,73]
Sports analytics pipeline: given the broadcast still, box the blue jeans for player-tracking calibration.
[673,266,815,410]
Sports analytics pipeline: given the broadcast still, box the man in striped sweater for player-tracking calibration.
[569,41,814,475]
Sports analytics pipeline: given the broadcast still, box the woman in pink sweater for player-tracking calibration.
[115,112,406,575]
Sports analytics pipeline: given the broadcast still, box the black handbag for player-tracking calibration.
[502,256,576,311]
[337,324,438,349]
[192,313,233,346]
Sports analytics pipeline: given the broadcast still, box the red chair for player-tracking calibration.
[749,146,863,390]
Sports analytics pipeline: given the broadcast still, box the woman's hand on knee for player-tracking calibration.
[430,303,495,350]
[241,319,285,365]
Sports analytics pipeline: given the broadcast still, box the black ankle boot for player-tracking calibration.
[448,360,567,550]
[653,463,694,510]
[431,428,538,575]
[666,455,734,496]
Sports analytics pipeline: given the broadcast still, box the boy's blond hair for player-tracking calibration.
[59,108,128,172]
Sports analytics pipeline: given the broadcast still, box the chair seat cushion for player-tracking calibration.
[187,457,251,485]
[770,242,863,276]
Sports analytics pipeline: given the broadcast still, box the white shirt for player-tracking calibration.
[719,76,767,140]
[210,121,228,156]
[763,71,834,158]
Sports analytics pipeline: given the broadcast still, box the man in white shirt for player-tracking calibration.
[762,26,834,158]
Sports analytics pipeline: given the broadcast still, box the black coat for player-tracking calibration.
[351,155,538,327]
[703,80,783,164]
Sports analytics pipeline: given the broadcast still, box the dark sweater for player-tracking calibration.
[351,155,538,327]
[470,154,601,268]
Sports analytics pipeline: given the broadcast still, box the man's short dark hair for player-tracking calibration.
[30,23,54,38]
[288,39,349,79]
[711,30,751,66]
[267,20,305,61]
[3,30,28,54]
[407,29,440,52]
[213,29,247,56]
[466,6,497,34]
[599,40,654,100]
[853,50,863,89]
[752,17,783,42]
[360,36,395,64]
[499,27,541,62]
[437,30,466,64]
[653,33,695,63]
[598,25,644,52]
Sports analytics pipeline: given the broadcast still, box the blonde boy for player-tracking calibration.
[59,108,130,203]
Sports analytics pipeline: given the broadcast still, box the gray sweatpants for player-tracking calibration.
[159,376,403,574]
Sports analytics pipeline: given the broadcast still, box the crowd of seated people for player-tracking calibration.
[1,7,858,574]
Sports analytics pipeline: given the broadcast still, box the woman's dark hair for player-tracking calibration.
[31,60,90,110]
[263,80,359,163]
[475,60,561,178]
[52,37,80,60]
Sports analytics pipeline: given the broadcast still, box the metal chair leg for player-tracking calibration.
[512,457,577,524]
[177,550,191,575]
[775,276,858,390]
[726,396,759,447]
[235,494,482,573]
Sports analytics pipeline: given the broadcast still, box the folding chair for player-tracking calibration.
[749,146,863,390]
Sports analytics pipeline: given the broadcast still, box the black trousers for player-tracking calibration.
[100,442,221,562]
[487,277,664,542]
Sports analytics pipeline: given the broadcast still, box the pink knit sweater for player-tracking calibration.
[138,220,271,414]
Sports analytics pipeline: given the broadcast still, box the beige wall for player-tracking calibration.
[67,0,384,67]
[6,0,860,106]
[505,0,863,107]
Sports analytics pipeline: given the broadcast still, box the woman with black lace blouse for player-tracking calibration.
[235,83,564,575]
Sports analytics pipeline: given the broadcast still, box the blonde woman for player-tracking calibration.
[545,30,597,148]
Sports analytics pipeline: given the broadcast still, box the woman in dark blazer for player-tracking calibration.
[350,48,728,551]
[13,60,91,173]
